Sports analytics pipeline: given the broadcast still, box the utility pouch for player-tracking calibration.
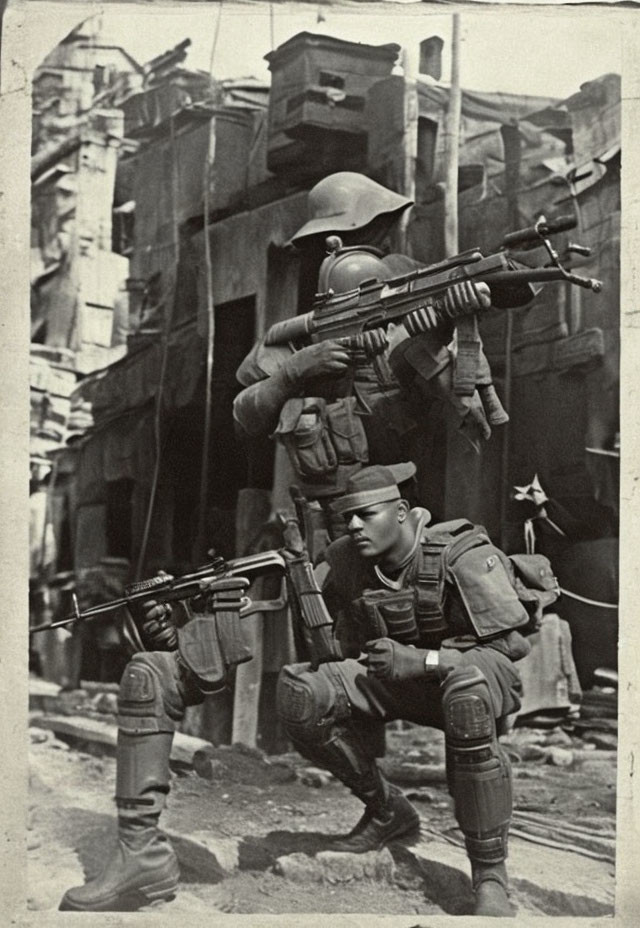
[275,397,338,480]
[177,580,252,692]
[324,396,369,465]
[357,588,419,644]
[448,544,529,640]
[177,617,228,692]
[508,553,559,629]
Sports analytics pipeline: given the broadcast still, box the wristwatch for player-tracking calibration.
[424,649,440,676]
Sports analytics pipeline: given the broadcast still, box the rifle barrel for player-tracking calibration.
[489,268,601,290]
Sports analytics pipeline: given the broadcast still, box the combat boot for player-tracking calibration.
[330,786,420,853]
[59,818,179,912]
[60,730,178,911]
[471,861,513,917]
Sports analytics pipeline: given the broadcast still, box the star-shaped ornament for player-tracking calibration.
[513,474,549,507]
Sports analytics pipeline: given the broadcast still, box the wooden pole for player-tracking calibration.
[395,48,418,256]
[443,14,462,257]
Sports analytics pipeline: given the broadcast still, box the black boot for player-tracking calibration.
[60,731,179,912]
[471,861,513,917]
[330,785,420,853]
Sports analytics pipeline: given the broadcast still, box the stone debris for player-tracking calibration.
[405,787,436,804]
[581,731,617,751]
[297,767,333,788]
[172,829,241,874]
[29,727,52,745]
[89,692,118,715]
[274,848,396,884]
[547,747,574,767]
[380,759,447,784]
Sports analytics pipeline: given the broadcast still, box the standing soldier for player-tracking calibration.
[277,464,558,916]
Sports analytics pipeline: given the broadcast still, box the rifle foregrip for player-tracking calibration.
[403,304,441,337]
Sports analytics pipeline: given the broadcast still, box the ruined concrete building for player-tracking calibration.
[30,20,619,735]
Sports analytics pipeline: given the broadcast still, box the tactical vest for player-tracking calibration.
[330,519,558,648]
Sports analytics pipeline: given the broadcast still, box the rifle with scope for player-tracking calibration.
[263,215,602,355]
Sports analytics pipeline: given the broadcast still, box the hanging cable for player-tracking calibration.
[193,0,224,562]
[135,113,181,578]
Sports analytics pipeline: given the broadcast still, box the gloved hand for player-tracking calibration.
[129,571,177,650]
[284,341,353,382]
[442,280,491,319]
[365,637,429,682]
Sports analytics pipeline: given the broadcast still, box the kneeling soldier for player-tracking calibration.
[277,464,555,916]
[59,576,250,912]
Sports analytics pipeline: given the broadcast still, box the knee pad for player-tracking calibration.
[117,653,178,735]
[277,663,337,742]
[442,665,511,863]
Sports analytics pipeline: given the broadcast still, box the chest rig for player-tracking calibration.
[357,519,487,646]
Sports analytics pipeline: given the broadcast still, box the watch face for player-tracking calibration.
[425,650,440,670]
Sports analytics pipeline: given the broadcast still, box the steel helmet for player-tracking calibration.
[291,172,413,246]
[317,236,393,294]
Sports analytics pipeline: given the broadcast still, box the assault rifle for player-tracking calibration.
[263,215,602,355]
[29,550,287,637]
[30,541,341,669]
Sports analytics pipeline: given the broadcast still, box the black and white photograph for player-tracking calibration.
[1,0,638,923]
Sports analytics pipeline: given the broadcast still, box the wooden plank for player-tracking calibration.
[553,327,604,370]
[512,327,604,377]
[231,613,264,748]
[32,714,213,766]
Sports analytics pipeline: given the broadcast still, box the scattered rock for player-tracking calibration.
[380,760,447,785]
[176,830,240,874]
[297,767,332,788]
[90,692,118,715]
[405,787,436,803]
[192,746,225,780]
[50,737,71,752]
[581,732,617,751]
[519,744,549,763]
[274,848,396,884]
[547,747,574,767]
[502,727,548,746]
[544,728,573,747]
[29,727,51,745]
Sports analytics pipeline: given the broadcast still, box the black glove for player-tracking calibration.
[129,571,178,650]
[442,280,491,319]
[365,637,429,682]
[284,341,353,381]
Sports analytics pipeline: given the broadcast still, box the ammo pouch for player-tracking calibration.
[177,582,252,693]
[274,396,368,481]
[508,553,559,629]
[356,588,419,645]
[447,544,530,640]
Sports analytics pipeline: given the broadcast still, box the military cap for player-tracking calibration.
[330,462,416,515]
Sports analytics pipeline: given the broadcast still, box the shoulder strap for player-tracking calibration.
[414,527,451,624]
[415,522,491,615]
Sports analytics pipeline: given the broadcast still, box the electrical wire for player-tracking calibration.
[193,0,224,562]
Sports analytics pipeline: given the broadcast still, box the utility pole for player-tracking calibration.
[443,14,462,257]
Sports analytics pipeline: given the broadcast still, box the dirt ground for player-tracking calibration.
[27,698,616,918]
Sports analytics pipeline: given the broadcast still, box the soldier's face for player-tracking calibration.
[345,501,404,559]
